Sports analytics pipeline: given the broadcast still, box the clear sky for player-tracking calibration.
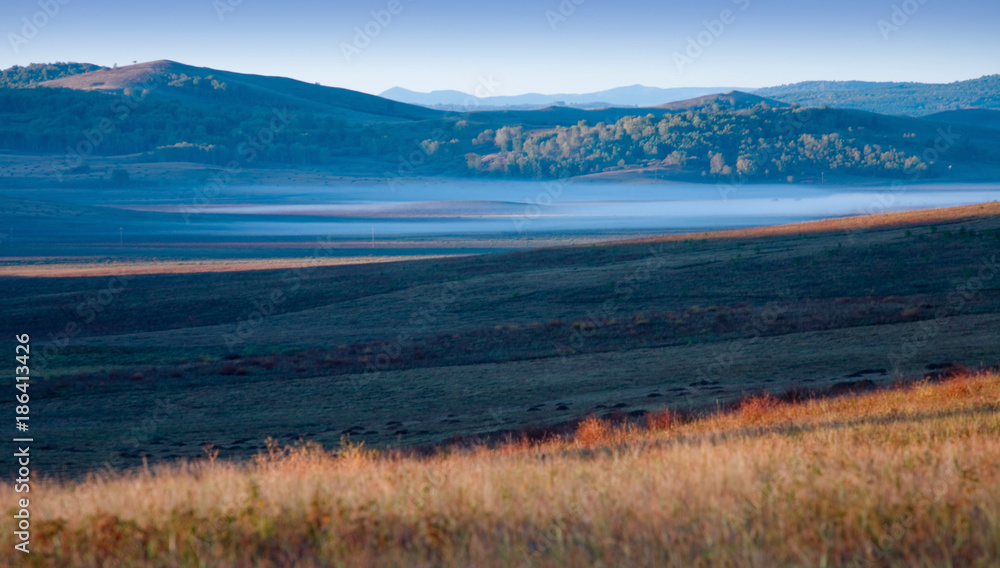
[2,0,998,96]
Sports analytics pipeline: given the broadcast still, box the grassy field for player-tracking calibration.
[1,201,999,476]
[3,368,998,566]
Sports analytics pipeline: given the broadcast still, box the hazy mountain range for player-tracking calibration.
[378,85,749,110]
[382,76,1000,117]
[4,61,998,117]
[3,60,441,124]
[1,60,999,184]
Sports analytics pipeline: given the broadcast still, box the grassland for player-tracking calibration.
[2,201,999,477]
[3,369,998,566]
[0,255,464,278]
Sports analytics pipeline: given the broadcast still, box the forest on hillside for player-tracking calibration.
[757,75,1000,117]
[0,62,108,88]
[459,106,956,180]
[0,85,993,182]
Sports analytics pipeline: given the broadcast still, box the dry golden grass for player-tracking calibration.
[5,370,999,567]
[626,199,1000,245]
[0,255,462,277]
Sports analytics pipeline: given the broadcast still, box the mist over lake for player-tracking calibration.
[82,180,1000,238]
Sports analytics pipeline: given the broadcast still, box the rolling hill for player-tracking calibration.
[39,60,443,123]
[651,90,787,111]
[926,108,1000,131]
[4,200,1000,477]
[445,91,787,131]
[756,75,1000,117]
[0,62,107,88]
[2,61,999,183]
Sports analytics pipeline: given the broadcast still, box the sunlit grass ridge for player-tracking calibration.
[8,369,1000,567]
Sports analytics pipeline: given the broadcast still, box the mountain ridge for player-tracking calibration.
[756,75,1000,116]
[7,60,999,118]
[37,60,443,123]
[2,60,999,183]
[379,84,752,110]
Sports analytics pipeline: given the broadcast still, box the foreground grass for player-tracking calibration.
[6,371,1000,567]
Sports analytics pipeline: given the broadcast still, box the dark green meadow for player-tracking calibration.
[3,202,999,477]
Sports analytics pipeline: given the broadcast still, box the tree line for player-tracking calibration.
[0,86,991,182]
[459,105,954,180]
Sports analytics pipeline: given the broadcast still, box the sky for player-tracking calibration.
[2,0,998,96]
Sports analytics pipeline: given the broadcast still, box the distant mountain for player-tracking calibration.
[4,60,999,184]
[380,84,750,110]
[457,91,788,129]
[38,60,442,123]
[756,75,1000,117]
[0,62,107,88]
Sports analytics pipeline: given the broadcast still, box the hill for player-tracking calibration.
[4,200,1000,476]
[756,75,1000,116]
[0,61,106,88]
[463,102,1000,180]
[1,201,999,564]
[651,90,787,111]
[380,84,750,110]
[3,61,1000,183]
[926,108,1000,130]
[38,59,442,122]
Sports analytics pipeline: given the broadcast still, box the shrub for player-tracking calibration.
[575,416,610,446]
[738,394,780,424]
[645,408,676,431]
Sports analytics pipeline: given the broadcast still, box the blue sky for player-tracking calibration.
[2,0,998,96]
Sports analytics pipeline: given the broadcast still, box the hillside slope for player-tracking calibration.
[0,62,106,87]
[652,90,787,111]
[39,60,442,122]
[756,75,1000,116]
[0,61,997,181]
[5,201,999,475]
[927,108,1000,131]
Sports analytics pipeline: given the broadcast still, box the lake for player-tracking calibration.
[4,179,999,254]
[125,179,1000,235]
